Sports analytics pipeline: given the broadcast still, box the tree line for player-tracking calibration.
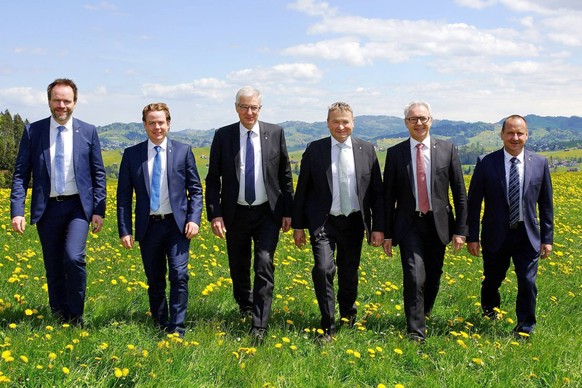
[0,109,27,188]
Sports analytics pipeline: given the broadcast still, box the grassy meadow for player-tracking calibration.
[0,171,580,387]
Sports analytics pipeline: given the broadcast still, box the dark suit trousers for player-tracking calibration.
[398,213,446,339]
[139,215,190,335]
[310,212,364,332]
[481,223,539,332]
[36,196,89,321]
[226,203,280,329]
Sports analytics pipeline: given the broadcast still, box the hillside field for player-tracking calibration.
[0,172,579,387]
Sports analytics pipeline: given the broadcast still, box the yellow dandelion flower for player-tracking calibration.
[48,353,57,361]
[24,309,33,316]
[393,348,403,355]
[62,367,70,374]
[395,384,405,388]
[19,356,28,363]
[114,368,123,378]
[99,342,109,350]
[275,343,282,348]
[282,337,291,343]
[122,368,129,377]
[290,345,297,351]
[456,339,467,349]
[8,323,17,329]
[353,351,361,358]
[472,358,484,366]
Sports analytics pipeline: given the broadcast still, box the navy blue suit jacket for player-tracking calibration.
[205,121,294,229]
[467,148,553,252]
[291,136,384,242]
[383,137,468,246]
[10,117,107,223]
[117,138,203,242]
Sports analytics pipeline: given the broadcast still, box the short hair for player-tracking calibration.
[403,101,432,118]
[47,78,78,102]
[501,114,527,132]
[235,86,261,104]
[327,102,353,121]
[142,102,171,123]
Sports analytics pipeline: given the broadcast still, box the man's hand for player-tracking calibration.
[540,244,552,259]
[451,234,465,253]
[383,239,393,257]
[11,216,26,234]
[293,229,306,249]
[467,242,480,256]
[211,217,227,238]
[370,231,384,247]
[121,235,134,249]
[91,215,104,233]
[184,222,200,239]
[281,217,291,233]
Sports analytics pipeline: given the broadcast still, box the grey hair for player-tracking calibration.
[235,86,261,104]
[404,101,432,117]
[327,102,353,121]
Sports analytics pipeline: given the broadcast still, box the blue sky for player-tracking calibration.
[1,0,581,131]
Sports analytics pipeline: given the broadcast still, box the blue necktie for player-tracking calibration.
[245,131,255,205]
[508,157,520,225]
[150,146,161,212]
[55,126,66,194]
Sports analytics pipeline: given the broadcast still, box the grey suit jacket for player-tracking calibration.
[383,137,467,246]
[205,121,294,229]
[292,136,384,242]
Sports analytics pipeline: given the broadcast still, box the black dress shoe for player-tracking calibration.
[250,327,266,343]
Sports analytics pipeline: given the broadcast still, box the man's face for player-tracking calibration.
[501,117,528,156]
[143,110,169,145]
[327,109,354,143]
[49,85,76,125]
[236,94,261,129]
[405,105,432,142]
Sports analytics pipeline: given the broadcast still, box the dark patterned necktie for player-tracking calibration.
[245,131,255,205]
[508,157,520,225]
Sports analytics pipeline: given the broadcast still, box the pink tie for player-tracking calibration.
[416,143,430,214]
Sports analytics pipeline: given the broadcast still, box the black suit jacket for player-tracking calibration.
[117,138,203,241]
[467,148,553,252]
[292,136,384,242]
[205,121,294,228]
[383,137,467,246]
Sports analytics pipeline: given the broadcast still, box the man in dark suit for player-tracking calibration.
[205,86,294,340]
[11,78,107,326]
[117,103,203,338]
[383,101,467,343]
[292,102,384,340]
[467,114,553,337]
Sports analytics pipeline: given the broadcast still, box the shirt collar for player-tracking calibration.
[331,136,352,148]
[503,149,524,164]
[240,122,259,137]
[148,137,167,151]
[50,117,72,131]
[410,135,430,150]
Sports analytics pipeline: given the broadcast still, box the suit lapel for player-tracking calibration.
[324,138,333,194]
[429,137,437,198]
[522,149,533,198]
[140,141,150,195]
[72,118,81,176]
[232,124,242,183]
[352,138,364,197]
[259,122,268,182]
[42,118,52,177]
[166,139,174,195]
[402,139,414,194]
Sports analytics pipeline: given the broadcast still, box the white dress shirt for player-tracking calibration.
[49,117,78,197]
[330,136,359,216]
[148,138,172,215]
[238,123,268,206]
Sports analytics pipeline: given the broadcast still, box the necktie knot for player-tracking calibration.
[154,145,161,154]
[510,157,518,165]
[57,125,65,133]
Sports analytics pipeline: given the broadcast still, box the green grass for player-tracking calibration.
[0,172,580,387]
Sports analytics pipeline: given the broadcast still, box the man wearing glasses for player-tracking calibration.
[206,86,294,342]
[382,101,467,343]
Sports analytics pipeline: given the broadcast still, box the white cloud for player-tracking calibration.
[141,78,228,99]
[227,63,323,84]
[287,0,337,17]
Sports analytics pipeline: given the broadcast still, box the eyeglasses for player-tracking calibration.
[237,104,262,113]
[405,116,431,124]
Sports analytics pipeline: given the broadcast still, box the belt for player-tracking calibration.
[150,213,172,221]
[509,221,523,230]
[50,194,80,202]
[415,211,432,218]
[236,202,269,210]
